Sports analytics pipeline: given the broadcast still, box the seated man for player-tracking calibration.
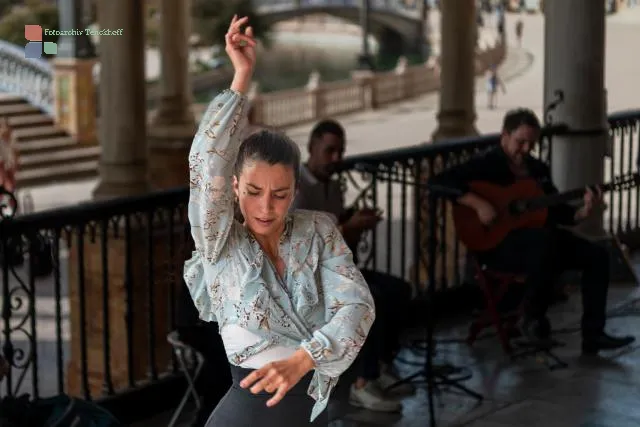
[429,108,634,354]
[292,119,414,412]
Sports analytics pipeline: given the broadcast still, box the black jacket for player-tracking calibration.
[429,147,577,227]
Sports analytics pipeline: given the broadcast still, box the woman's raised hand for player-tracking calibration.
[225,15,257,77]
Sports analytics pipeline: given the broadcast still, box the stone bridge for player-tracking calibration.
[253,0,427,55]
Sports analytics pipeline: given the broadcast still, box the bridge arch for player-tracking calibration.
[256,4,425,57]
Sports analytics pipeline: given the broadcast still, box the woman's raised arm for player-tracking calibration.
[187,16,257,264]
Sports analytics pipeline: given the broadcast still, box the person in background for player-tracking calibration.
[428,108,635,353]
[292,119,415,413]
[486,65,506,110]
[515,18,524,47]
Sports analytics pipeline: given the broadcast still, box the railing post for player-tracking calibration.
[52,59,98,145]
[351,70,376,110]
[394,56,410,99]
[306,70,324,121]
[352,69,376,110]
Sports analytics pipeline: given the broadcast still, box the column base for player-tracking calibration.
[148,123,196,190]
[93,161,150,199]
[431,109,479,141]
[151,96,195,127]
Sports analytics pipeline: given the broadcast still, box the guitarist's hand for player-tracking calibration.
[575,186,603,221]
[475,200,497,226]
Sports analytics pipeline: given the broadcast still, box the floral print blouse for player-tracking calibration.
[183,89,375,421]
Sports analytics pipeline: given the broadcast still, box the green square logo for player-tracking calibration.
[43,41,57,55]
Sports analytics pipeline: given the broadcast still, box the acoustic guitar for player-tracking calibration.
[452,173,640,252]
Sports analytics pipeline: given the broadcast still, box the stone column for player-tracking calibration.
[92,0,149,199]
[418,0,478,289]
[544,0,606,234]
[67,0,170,398]
[431,0,478,140]
[52,0,98,145]
[148,0,197,189]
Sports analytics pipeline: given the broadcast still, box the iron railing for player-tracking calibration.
[0,188,190,415]
[0,110,638,421]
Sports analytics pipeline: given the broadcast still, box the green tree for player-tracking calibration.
[192,0,273,48]
[0,0,18,17]
[0,2,59,54]
[0,7,35,46]
[31,3,59,36]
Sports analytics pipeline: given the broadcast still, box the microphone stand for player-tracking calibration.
[351,163,483,427]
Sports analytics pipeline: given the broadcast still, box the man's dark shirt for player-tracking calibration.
[429,147,577,227]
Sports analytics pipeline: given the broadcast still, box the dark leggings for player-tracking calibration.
[205,365,327,427]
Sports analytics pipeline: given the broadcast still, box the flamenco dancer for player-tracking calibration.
[184,15,376,427]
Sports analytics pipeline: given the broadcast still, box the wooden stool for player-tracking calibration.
[467,261,526,355]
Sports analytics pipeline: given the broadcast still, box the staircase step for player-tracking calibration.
[8,114,54,128]
[13,125,67,141]
[0,103,41,116]
[0,94,26,105]
[16,159,99,187]
[20,146,100,168]
[16,136,76,154]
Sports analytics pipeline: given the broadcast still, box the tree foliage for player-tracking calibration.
[192,0,273,48]
[0,0,18,17]
[0,1,59,49]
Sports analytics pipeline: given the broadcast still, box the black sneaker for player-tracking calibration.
[582,333,635,355]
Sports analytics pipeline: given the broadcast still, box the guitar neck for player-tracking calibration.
[530,182,613,209]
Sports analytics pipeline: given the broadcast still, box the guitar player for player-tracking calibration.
[429,108,634,354]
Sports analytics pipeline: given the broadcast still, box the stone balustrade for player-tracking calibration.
[0,40,54,114]
[194,36,505,129]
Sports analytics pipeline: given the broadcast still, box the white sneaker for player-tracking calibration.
[349,382,403,412]
[377,370,416,396]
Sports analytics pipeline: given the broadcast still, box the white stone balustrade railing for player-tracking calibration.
[212,37,505,129]
[0,40,54,114]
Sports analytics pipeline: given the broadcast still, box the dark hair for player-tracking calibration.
[234,130,301,185]
[308,119,345,151]
[502,108,541,134]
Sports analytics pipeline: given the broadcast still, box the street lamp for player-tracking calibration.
[357,0,374,70]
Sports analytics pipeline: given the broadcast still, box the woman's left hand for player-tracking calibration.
[240,349,315,407]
